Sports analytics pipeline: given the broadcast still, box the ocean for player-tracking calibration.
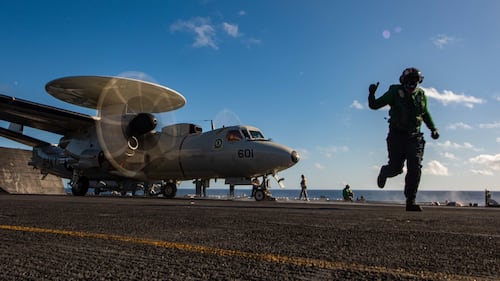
[176,188,500,207]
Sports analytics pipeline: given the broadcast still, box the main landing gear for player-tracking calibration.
[161,181,177,198]
[70,176,89,196]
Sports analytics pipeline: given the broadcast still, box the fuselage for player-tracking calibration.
[154,124,299,180]
[31,124,299,183]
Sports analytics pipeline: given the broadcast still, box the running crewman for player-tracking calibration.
[368,67,440,211]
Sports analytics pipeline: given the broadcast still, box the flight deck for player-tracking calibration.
[0,194,498,280]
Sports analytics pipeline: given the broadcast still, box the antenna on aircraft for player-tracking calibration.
[202,120,215,130]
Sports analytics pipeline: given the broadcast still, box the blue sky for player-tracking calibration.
[1,1,499,191]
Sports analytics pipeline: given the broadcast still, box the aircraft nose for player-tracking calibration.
[291,150,300,164]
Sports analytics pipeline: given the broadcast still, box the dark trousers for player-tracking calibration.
[380,131,425,203]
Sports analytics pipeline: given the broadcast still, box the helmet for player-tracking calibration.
[399,67,423,84]
[399,67,423,92]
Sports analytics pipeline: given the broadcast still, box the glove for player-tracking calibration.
[431,129,440,140]
[369,82,379,95]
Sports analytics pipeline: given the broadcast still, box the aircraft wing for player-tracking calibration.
[0,94,96,136]
[0,127,50,147]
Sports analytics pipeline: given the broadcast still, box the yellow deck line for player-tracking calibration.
[0,224,487,280]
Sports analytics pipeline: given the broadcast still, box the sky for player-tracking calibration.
[0,0,499,191]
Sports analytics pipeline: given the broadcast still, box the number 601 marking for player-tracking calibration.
[238,149,254,158]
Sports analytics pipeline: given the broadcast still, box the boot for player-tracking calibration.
[406,199,422,212]
[377,166,387,188]
[406,204,423,212]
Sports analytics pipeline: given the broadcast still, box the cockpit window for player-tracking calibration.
[249,130,265,140]
[226,130,243,142]
[241,129,251,140]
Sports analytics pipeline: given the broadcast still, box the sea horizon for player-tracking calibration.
[176,188,499,207]
[67,187,500,207]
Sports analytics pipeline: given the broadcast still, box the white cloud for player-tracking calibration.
[446,122,472,130]
[462,142,481,151]
[170,17,218,49]
[314,163,325,169]
[431,34,455,49]
[441,152,458,160]
[471,169,494,176]
[222,22,239,37]
[479,121,500,129]
[469,153,500,171]
[433,140,482,152]
[170,17,260,49]
[424,160,449,176]
[423,87,485,108]
[238,10,246,16]
[317,145,349,158]
[350,100,364,110]
[193,25,217,49]
[496,137,500,143]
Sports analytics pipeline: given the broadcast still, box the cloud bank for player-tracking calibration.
[423,87,485,108]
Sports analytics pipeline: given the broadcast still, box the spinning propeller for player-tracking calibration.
[45,75,186,178]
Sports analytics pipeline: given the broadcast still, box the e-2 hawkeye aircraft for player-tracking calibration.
[0,76,299,200]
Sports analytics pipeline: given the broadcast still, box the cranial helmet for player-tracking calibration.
[399,67,424,84]
[399,67,423,92]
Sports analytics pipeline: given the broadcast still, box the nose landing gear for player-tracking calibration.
[254,175,279,201]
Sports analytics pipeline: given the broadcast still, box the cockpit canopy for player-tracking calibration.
[225,126,266,142]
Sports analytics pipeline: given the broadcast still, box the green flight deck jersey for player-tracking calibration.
[368,84,436,134]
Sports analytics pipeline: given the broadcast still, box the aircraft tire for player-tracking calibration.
[163,183,177,199]
[72,177,89,196]
[254,190,265,201]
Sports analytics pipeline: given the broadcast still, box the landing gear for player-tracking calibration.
[254,176,273,201]
[71,176,89,196]
[162,181,177,198]
[254,189,266,201]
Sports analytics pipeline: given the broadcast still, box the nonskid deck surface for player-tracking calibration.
[0,194,498,280]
